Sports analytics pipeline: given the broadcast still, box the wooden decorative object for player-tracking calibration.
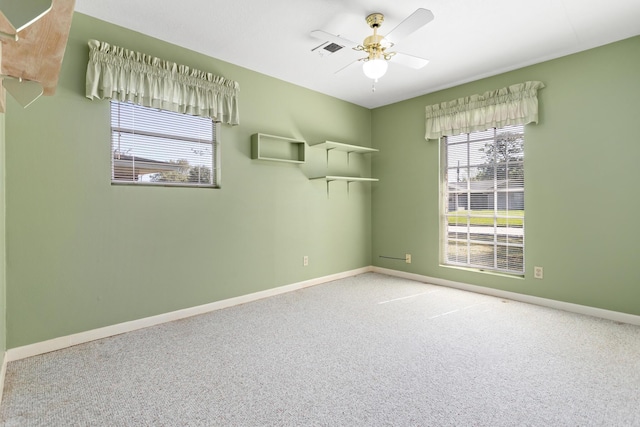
[0,0,75,111]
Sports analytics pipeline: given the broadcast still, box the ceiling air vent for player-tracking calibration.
[323,43,343,53]
[311,41,344,57]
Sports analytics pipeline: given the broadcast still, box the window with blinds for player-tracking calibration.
[442,125,525,275]
[110,101,217,187]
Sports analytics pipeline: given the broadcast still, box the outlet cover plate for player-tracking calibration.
[534,266,543,279]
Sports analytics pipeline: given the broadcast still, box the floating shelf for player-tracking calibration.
[311,141,378,164]
[311,141,379,154]
[311,175,379,194]
[309,141,379,194]
[251,133,306,164]
[311,176,379,183]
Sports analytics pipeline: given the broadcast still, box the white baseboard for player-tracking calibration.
[5,267,372,363]
[5,265,639,364]
[372,266,640,326]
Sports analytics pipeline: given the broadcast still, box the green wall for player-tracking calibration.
[4,11,639,350]
[5,14,373,348]
[372,36,640,315]
[1,112,6,362]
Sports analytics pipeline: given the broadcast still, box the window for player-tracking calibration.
[110,101,217,187]
[442,125,524,275]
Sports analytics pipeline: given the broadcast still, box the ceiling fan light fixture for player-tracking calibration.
[310,8,433,89]
[362,58,388,81]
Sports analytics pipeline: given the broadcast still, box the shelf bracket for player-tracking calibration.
[326,177,335,196]
[347,151,352,165]
[325,147,335,165]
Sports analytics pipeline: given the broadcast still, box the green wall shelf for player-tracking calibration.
[251,133,306,164]
[310,141,379,194]
[311,176,379,183]
[311,141,378,164]
[311,176,379,195]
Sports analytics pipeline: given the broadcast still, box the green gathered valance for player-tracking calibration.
[85,39,240,125]
[425,81,544,140]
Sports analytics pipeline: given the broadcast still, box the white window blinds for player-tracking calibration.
[443,125,524,274]
[111,101,216,187]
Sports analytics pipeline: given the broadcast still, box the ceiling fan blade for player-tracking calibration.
[391,52,429,69]
[384,8,434,45]
[334,58,362,74]
[310,30,358,49]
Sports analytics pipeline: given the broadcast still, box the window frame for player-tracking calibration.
[440,125,525,276]
[110,101,219,188]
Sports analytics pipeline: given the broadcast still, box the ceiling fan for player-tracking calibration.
[311,8,434,85]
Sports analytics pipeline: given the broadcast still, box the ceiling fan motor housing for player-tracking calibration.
[363,13,388,61]
[363,34,385,60]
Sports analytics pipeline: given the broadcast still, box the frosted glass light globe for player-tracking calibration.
[362,58,388,81]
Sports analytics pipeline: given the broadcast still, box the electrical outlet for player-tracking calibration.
[534,266,543,279]
[303,256,309,267]
[405,254,412,264]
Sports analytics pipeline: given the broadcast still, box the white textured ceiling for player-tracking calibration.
[75,0,640,109]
